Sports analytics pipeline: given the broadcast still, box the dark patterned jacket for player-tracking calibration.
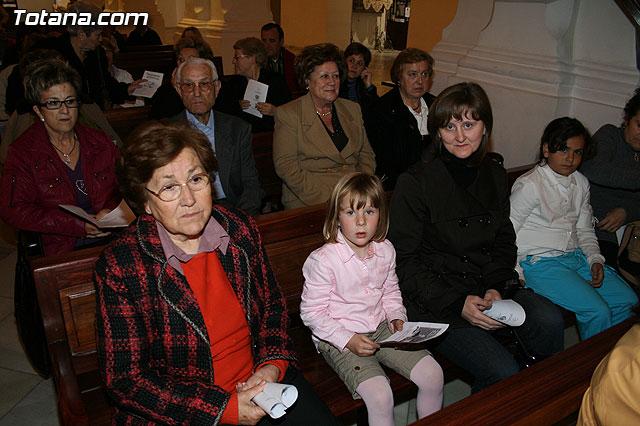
[95,206,295,425]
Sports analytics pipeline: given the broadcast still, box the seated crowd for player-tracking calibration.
[0,3,638,425]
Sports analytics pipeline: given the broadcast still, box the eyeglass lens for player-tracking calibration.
[181,81,214,93]
[41,99,80,110]
[154,174,210,201]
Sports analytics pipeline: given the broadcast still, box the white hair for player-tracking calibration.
[176,57,219,83]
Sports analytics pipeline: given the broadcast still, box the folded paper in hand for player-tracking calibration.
[243,79,268,118]
[380,322,449,345]
[59,199,136,229]
[131,70,163,98]
[482,299,526,326]
[252,382,298,419]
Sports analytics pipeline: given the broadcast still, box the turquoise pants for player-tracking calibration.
[521,249,638,340]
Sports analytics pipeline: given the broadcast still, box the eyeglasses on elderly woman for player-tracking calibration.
[39,98,81,110]
[145,172,211,202]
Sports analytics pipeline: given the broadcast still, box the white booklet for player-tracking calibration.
[482,299,526,326]
[380,321,449,345]
[243,79,268,118]
[59,199,136,229]
[131,70,163,98]
[252,382,298,419]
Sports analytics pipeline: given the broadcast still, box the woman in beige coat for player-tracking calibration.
[273,43,376,209]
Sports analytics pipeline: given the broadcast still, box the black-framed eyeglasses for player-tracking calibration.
[39,98,81,110]
[145,173,211,202]
[179,81,215,93]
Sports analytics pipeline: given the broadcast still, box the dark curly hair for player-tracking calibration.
[116,121,218,215]
[295,43,346,89]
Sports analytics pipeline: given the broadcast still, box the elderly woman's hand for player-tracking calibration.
[127,79,147,95]
[461,294,505,331]
[239,99,251,110]
[84,222,110,238]
[239,364,280,391]
[597,207,627,232]
[85,209,112,238]
[256,102,277,116]
[237,380,267,425]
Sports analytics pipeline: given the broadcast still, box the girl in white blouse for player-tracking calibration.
[510,117,637,340]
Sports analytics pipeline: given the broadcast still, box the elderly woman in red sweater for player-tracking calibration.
[94,121,340,426]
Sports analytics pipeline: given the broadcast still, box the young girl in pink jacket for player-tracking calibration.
[300,172,443,426]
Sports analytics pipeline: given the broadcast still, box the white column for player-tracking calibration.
[430,0,639,168]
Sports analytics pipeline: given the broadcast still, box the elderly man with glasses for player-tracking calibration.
[171,57,264,216]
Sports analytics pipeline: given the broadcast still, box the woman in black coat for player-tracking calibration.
[369,48,436,190]
[388,82,564,393]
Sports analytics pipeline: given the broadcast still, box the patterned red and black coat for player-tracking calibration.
[95,206,295,425]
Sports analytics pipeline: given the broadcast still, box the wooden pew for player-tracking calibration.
[113,47,175,82]
[410,317,636,426]
[32,164,536,425]
[103,105,151,142]
[113,49,224,83]
[252,131,283,212]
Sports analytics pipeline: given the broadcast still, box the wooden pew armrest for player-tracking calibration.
[49,340,89,424]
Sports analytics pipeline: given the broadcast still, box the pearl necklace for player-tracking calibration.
[316,110,332,117]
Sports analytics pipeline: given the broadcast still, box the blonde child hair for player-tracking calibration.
[322,172,389,243]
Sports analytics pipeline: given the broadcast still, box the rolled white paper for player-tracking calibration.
[252,383,299,419]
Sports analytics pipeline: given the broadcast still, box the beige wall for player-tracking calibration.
[280,0,327,47]
[407,0,458,53]
[280,0,350,49]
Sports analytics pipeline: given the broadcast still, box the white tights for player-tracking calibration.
[354,356,443,426]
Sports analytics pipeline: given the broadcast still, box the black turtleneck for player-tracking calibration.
[441,148,480,188]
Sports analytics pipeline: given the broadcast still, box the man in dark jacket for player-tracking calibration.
[171,57,264,215]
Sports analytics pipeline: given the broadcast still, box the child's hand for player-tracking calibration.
[389,319,404,333]
[346,333,379,356]
[589,263,604,288]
